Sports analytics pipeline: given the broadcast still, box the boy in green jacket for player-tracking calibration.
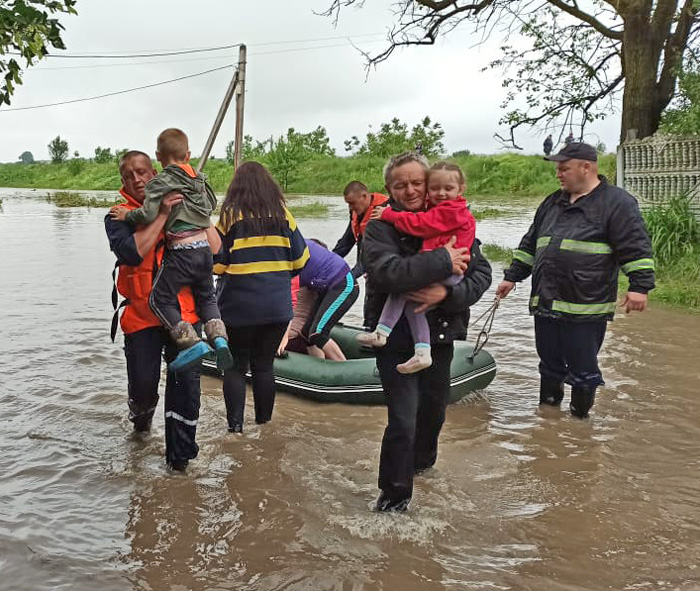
[111,128,232,373]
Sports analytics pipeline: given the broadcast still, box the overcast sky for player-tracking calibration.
[0,0,622,163]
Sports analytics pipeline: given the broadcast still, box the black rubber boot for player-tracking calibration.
[570,386,596,418]
[539,378,565,406]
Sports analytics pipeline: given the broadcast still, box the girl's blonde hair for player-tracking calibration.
[428,161,466,185]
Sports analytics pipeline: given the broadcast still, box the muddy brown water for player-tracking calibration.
[0,188,698,591]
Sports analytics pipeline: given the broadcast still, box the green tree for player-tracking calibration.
[47,135,68,163]
[324,0,700,144]
[115,148,128,163]
[1,0,77,105]
[267,128,310,191]
[660,62,700,135]
[18,150,34,164]
[346,117,445,158]
[94,146,113,164]
[299,125,335,156]
[226,134,271,165]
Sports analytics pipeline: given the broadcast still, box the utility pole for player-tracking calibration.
[196,68,239,173]
[233,44,247,171]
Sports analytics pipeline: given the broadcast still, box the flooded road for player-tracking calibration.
[0,188,698,591]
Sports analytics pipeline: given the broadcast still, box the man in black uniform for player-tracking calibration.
[496,142,655,418]
[362,151,492,512]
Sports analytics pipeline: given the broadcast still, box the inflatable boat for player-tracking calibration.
[201,324,496,405]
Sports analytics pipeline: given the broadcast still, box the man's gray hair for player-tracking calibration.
[383,151,429,187]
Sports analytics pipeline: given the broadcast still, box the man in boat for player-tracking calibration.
[104,150,202,472]
[496,142,655,418]
[362,151,492,512]
[332,181,388,279]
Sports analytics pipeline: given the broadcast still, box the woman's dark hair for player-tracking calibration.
[219,161,287,234]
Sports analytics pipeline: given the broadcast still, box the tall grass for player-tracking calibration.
[643,195,700,261]
[0,152,616,199]
[643,196,700,310]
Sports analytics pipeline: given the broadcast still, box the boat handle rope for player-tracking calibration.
[468,295,500,362]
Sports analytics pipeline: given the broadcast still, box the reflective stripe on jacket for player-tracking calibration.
[114,189,198,334]
[504,176,655,322]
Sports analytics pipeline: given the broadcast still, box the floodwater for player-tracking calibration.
[0,187,699,591]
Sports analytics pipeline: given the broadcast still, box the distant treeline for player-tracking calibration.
[0,152,617,197]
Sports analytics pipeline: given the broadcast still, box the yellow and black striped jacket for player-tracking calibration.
[214,207,309,327]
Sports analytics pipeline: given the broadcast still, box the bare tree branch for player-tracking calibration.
[545,0,623,39]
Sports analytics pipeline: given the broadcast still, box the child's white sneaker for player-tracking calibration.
[396,348,432,374]
[356,331,388,347]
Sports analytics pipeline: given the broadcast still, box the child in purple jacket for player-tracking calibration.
[299,239,359,350]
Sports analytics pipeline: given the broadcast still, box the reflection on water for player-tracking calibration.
[1,188,699,591]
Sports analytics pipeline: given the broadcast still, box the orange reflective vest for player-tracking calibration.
[351,193,389,239]
[114,189,198,335]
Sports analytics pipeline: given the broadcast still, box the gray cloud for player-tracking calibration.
[0,0,621,163]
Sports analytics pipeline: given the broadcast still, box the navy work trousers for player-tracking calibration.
[123,326,201,463]
[534,316,607,389]
[375,321,454,502]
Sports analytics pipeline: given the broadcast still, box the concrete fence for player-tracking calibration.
[617,135,700,216]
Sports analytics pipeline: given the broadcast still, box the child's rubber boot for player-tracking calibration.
[396,347,432,374]
[169,321,211,373]
[204,318,234,372]
[356,330,388,348]
[169,341,212,373]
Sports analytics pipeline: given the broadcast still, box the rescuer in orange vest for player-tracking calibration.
[104,150,205,472]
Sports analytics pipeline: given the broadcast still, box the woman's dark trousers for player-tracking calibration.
[223,323,288,428]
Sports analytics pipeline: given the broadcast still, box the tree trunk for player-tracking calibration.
[620,13,665,142]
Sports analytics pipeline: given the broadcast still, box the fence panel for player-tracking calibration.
[619,135,700,217]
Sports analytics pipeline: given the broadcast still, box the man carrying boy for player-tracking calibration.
[105,150,201,471]
[111,128,231,373]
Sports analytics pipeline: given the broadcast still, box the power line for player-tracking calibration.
[7,33,385,60]
[35,39,386,71]
[9,44,240,60]
[0,63,234,112]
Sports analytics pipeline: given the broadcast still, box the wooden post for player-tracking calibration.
[233,44,247,171]
[196,68,239,173]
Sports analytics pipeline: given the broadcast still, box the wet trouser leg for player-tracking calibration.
[163,323,201,463]
[535,316,607,415]
[376,323,453,502]
[223,323,287,428]
[124,327,162,431]
[413,343,454,471]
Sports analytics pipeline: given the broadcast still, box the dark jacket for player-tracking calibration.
[362,201,492,344]
[213,207,309,327]
[504,176,655,322]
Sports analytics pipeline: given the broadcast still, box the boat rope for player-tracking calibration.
[468,295,500,362]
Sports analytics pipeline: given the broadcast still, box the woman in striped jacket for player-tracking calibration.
[214,162,309,432]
